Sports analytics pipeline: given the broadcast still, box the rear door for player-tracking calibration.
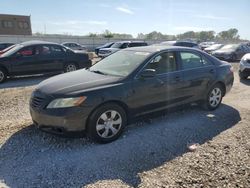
[36,44,65,72]
[177,50,216,101]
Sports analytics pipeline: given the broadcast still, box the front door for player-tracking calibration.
[11,45,41,74]
[129,51,185,116]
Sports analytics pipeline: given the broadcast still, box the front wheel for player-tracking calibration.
[87,103,127,143]
[0,68,7,83]
[203,84,224,111]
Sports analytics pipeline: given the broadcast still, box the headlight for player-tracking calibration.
[47,96,87,109]
[240,58,247,65]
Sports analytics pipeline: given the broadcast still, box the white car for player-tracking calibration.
[61,42,87,52]
[239,53,250,79]
[98,41,148,58]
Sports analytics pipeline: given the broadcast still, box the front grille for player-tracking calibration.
[31,96,45,108]
[247,60,250,64]
[30,90,49,109]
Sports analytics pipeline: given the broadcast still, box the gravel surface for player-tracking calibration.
[0,63,249,188]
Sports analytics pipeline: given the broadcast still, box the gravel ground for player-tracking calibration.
[0,63,249,188]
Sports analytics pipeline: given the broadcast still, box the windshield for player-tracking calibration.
[209,44,223,49]
[89,50,150,77]
[221,44,239,50]
[110,43,124,48]
[1,44,24,57]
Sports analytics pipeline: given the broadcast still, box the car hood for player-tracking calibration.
[100,48,119,52]
[0,56,9,61]
[213,49,234,54]
[36,69,122,96]
[242,53,250,60]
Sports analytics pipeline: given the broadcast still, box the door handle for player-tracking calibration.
[175,76,181,81]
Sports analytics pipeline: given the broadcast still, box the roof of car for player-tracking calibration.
[124,45,202,53]
[114,41,147,43]
[20,40,59,46]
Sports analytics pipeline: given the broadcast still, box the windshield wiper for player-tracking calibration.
[90,70,108,75]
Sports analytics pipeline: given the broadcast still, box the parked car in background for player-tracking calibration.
[212,44,250,61]
[239,53,250,79]
[0,43,15,51]
[204,44,224,54]
[173,41,200,49]
[98,41,148,58]
[61,42,87,51]
[199,42,216,50]
[95,42,114,55]
[30,46,234,143]
[0,44,16,56]
[0,41,91,83]
[159,41,177,46]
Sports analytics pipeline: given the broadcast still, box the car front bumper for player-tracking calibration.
[30,105,92,134]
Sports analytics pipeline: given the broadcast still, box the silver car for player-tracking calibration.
[239,53,250,79]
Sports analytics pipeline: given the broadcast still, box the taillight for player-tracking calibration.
[230,66,234,73]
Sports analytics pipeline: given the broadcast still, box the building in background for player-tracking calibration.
[0,14,32,35]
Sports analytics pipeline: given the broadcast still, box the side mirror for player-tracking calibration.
[140,69,156,78]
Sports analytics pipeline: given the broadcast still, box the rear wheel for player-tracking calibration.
[64,63,77,73]
[87,103,127,143]
[0,68,7,83]
[203,84,223,110]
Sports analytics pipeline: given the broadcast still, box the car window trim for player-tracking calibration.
[178,50,214,70]
[134,49,180,79]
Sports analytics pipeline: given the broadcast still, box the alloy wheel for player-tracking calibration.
[209,87,222,107]
[0,70,4,82]
[66,64,77,72]
[96,110,122,139]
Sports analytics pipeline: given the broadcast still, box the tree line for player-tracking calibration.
[88,28,244,42]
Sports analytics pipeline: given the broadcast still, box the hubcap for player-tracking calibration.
[96,110,122,139]
[66,64,76,72]
[209,87,222,107]
[0,71,4,82]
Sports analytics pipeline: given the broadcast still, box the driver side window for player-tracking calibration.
[145,52,177,74]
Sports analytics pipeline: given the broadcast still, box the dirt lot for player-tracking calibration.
[0,62,249,188]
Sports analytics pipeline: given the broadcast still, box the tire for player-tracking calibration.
[239,72,248,80]
[0,68,7,83]
[64,63,77,73]
[87,103,127,143]
[203,84,224,111]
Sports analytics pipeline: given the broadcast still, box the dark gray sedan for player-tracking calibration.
[30,46,234,143]
[212,44,250,61]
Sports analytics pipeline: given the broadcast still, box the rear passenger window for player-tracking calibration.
[39,45,51,55]
[51,45,64,55]
[180,52,203,69]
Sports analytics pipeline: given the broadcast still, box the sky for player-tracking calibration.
[0,0,249,39]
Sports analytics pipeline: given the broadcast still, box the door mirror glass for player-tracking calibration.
[140,69,156,78]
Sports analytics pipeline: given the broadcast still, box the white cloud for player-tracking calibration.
[116,7,134,15]
[195,14,231,20]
